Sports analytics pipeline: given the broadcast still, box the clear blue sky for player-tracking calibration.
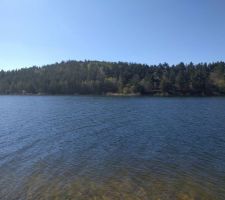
[1,0,225,70]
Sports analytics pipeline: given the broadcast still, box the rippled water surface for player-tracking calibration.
[0,96,225,200]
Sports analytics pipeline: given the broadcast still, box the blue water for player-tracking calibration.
[0,96,225,199]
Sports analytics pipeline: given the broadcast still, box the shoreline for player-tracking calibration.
[0,93,225,97]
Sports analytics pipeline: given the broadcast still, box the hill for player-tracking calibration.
[0,60,225,96]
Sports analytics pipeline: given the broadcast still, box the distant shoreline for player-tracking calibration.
[1,60,225,96]
[0,93,224,97]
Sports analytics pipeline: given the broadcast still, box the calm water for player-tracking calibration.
[0,96,225,200]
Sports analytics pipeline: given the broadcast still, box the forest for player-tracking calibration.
[0,60,225,96]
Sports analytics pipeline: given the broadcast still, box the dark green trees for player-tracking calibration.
[0,60,224,96]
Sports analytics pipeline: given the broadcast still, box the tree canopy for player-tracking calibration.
[0,60,225,96]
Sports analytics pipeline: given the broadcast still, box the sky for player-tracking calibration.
[0,0,225,70]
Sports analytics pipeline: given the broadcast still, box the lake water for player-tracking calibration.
[0,96,225,200]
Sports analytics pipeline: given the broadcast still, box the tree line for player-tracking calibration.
[0,60,225,96]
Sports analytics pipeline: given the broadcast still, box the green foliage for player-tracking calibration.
[0,60,225,96]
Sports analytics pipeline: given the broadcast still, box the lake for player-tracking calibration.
[0,96,225,200]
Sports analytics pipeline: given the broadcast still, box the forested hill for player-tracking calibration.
[0,61,225,96]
